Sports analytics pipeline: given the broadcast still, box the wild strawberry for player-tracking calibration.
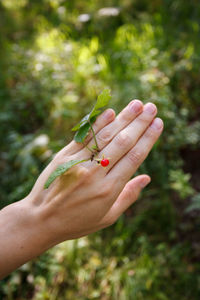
[101,159,109,167]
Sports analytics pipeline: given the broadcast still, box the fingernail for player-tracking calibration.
[140,177,151,188]
[104,109,114,119]
[129,100,142,113]
[150,118,163,130]
[144,103,157,114]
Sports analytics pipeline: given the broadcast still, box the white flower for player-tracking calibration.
[98,7,120,17]
[78,14,91,23]
[32,134,49,147]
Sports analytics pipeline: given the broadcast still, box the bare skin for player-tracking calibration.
[0,100,163,279]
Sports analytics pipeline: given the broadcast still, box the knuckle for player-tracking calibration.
[79,166,90,177]
[144,127,156,138]
[127,149,142,164]
[98,129,112,145]
[120,108,133,122]
[79,167,93,183]
[124,184,137,200]
[115,131,131,148]
[137,114,151,123]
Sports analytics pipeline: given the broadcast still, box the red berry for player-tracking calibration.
[101,159,109,167]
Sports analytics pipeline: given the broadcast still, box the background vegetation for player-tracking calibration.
[0,0,200,299]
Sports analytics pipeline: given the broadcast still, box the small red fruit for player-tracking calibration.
[101,158,109,167]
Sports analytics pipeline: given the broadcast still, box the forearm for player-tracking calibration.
[0,198,52,279]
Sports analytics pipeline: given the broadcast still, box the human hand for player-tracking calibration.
[0,99,164,278]
[28,99,163,245]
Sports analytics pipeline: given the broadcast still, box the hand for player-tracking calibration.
[0,99,164,278]
[28,99,163,244]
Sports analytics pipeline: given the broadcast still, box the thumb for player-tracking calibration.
[105,175,151,223]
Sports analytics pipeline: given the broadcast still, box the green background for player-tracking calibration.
[0,0,200,299]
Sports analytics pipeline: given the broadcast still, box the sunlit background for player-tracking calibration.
[0,1,200,299]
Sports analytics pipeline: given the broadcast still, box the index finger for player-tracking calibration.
[57,108,115,157]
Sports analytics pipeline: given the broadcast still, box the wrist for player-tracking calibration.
[19,195,57,252]
[0,197,54,278]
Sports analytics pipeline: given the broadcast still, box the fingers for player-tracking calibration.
[93,102,157,172]
[78,99,143,158]
[56,108,115,157]
[101,175,151,225]
[107,117,164,184]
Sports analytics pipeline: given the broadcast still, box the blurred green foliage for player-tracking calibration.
[0,0,200,299]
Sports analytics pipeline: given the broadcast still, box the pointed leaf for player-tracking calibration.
[72,89,111,134]
[74,123,90,143]
[71,113,90,131]
[90,88,111,119]
[44,159,86,189]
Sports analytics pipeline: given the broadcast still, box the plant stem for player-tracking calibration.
[83,158,91,162]
[85,145,95,153]
[89,122,100,151]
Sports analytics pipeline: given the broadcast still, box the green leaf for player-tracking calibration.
[44,159,86,189]
[74,123,90,143]
[71,89,111,143]
[90,88,111,119]
[185,194,200,212]
[71,113,90,131]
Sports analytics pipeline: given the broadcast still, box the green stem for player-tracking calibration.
[85,145,95,153]
[89,122,99,151]
[82,158,91,162]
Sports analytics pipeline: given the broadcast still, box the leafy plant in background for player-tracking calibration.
[44,88,111,188]
[186,193,200,212]
[1,0,200,299]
